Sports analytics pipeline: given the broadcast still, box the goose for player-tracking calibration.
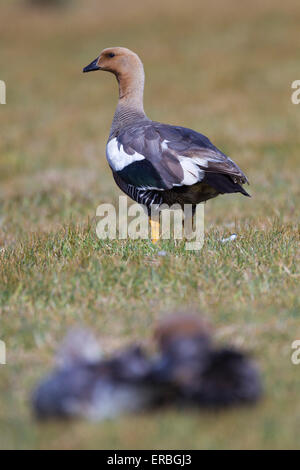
[83,47,250,243]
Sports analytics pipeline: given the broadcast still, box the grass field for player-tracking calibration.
[0,0,299,449]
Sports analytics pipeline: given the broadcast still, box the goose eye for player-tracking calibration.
[108,52,115,58]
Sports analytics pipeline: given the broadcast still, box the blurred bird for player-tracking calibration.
[152,314,262,407]
[32,316,262,421]
[33,329,163,421]
[83,47,250,243]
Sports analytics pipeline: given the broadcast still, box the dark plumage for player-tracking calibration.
[108,121,250,213]
[33,330,163,420]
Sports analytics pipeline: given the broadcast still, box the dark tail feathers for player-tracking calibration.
[203,173,251,197]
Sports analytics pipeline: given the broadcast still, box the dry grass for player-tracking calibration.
[0,0,299,449]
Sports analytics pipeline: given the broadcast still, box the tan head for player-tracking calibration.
[83,47,145,104]
[83,47,143,77]
[154,313,211,351]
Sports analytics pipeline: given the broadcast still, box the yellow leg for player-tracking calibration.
[149,216,160,244]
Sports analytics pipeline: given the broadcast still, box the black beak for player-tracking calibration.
[83,57,100,73]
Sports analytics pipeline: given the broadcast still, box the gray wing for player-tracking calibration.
[112,121,248,191]
[155,123,249,184]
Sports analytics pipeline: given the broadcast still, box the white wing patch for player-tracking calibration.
[106,138,145,172]
[161,140,170,151]
[178,157,205,186]
[161,140,207,186]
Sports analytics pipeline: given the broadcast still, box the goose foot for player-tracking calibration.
[149,216,160,244]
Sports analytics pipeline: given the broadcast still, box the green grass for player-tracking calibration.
[0,0,300,449]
